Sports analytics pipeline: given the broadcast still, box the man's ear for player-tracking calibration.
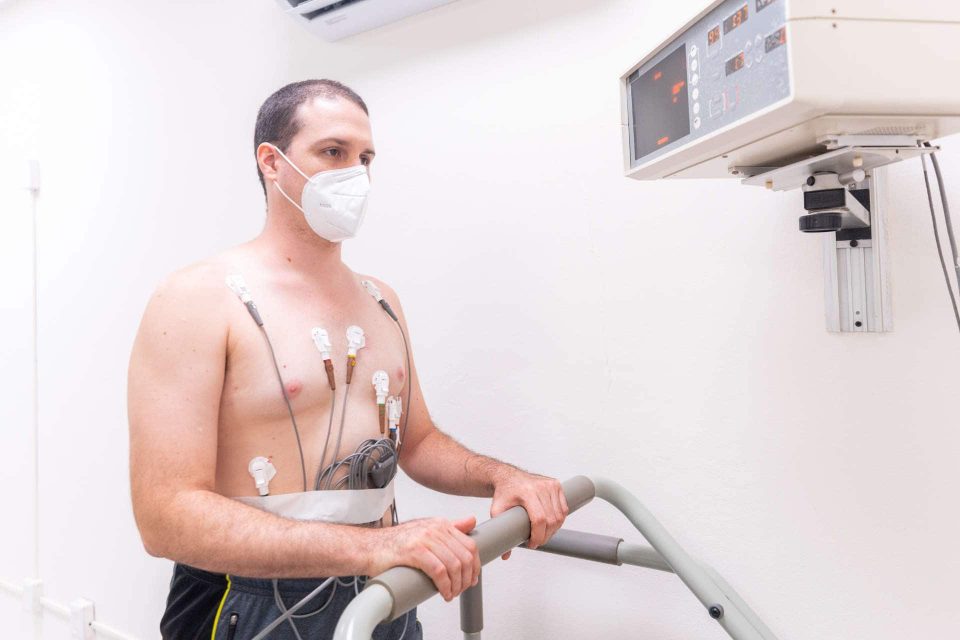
[257,143,281,185]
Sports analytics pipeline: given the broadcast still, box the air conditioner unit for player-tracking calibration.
[274,0,461,41]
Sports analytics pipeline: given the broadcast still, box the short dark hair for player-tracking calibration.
[253,79,369,195]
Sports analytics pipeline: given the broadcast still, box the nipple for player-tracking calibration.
[286,379,303,397]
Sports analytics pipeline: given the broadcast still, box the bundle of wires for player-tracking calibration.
[252,575,412,640]
[314,437,397,491]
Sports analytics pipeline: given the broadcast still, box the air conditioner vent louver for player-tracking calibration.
[853,125,922,136]
[303,0,369,21]
[274,0,460,41]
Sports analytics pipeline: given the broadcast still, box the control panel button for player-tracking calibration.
[693,116,702,129]
[691,58,698,72]
[693,102,701,114]
[690,44,698,57]
[692,87,700,100]
[691,73,700,86]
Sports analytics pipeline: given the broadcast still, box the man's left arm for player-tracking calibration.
[370,278,569,551]
[402,427,569,553]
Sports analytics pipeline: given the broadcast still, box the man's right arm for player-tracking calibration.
[127,266,479,599]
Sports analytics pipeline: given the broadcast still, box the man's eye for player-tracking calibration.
[361,156,371,166]
[324,148,341,158]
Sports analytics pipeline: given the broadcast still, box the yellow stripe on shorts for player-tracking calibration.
[210,575,232,640]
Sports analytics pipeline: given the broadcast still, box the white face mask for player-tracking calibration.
[269,144,371,243]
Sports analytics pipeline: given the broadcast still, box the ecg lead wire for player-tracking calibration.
[227,276,308,491]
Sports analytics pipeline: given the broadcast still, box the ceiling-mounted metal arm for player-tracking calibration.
[736,137,937,192]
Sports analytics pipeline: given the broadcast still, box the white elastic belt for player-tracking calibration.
[233,479,395,524]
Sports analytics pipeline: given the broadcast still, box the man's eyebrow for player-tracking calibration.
[311,138,376,155]
[312,137,348,147]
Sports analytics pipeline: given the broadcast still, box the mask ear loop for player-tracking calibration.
[267,143,312,214]
[268,143,313,181]
[273,180,308,215]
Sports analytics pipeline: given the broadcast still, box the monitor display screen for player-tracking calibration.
[630,44,690,161]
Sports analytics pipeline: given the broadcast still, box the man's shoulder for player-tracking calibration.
[156,259,228,301]
[131,254,239,370]
[148,248,252,317]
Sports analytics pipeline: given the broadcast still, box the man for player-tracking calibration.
[127,79,569,639]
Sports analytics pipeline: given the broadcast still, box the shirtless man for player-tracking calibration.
[127,80,569,639]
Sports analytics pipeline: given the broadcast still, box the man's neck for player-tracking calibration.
[252,208,353,286]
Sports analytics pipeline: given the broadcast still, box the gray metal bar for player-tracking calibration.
[590,476,776,640]
[700,563,779,640]
[521,529,623,565]
[333,476,596,639]
[459,570,483,635]
[332,584,393,640]
[617,542,673,573]
[334,475,780,640]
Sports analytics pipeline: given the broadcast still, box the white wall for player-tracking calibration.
[1,0,958,638]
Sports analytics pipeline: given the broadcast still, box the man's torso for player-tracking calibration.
[204,246,407,503]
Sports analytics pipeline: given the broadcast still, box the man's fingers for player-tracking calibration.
[452,516,477,535]
[526,502,548,549]
[451,526,481,585]
[429,534,464,601]
[417,548,453,602]
[546,488,565,539]
[445,524,479,593]
[451,515,480,587]
[558,486,570,516]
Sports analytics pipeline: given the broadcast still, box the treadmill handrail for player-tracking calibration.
[333,475,779,640]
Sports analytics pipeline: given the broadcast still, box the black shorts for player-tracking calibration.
[160,563,422,640]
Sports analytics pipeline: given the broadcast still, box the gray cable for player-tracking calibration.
[400,329,412,454]
[250,577,336,640]
[272,577,339,621]
[920,151,960,333]
[315,391,338,490]
[329,380,354,484]
[394,321,413,459]
[396,610,410,640]
[260,327,308,492]
[928,147,960,292]
[371,298,412,457]
[318,438,396,491]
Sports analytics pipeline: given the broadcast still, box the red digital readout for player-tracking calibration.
[725,52,745,76]
[707,26,721,46]
[657,136,671,147]
[765,26,787,52]
[723,4,748,34]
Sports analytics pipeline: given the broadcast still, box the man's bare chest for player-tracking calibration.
[220,285,407,425]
